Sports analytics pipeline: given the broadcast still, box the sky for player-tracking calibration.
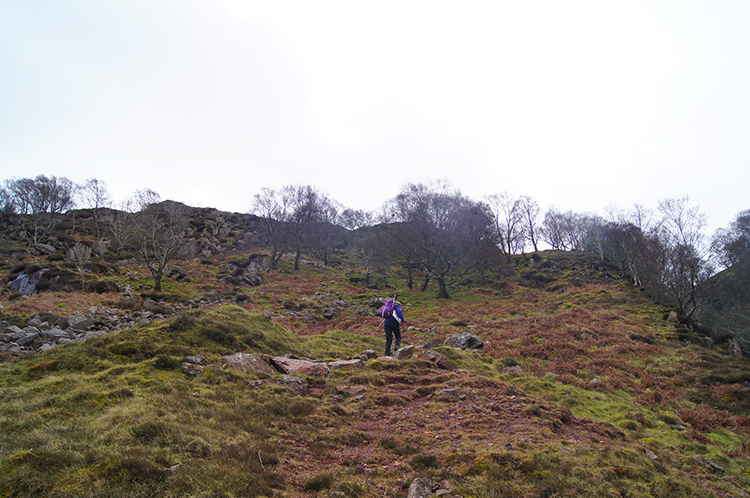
[1,0,749,234]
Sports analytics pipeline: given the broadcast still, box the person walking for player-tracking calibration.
[382,294,405,356]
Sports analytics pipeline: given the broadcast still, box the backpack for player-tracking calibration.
[380,299,395,318]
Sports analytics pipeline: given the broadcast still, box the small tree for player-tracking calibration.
[252,187,292,268]
[519,195,541,252]
[130,198,192,292]
[486,192,524,256]
[80,178,111,237]
[657,197,713,319]
[67,242,92,289]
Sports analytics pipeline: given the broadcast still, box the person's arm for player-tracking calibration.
[395,304,405,323]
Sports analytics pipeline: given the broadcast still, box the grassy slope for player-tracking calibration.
[1,251,749,497]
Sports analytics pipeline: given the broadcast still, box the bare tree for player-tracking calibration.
[657,197,713,319]
[519,195,541,252]
[309,195,344,266]
[252,187,292,268]
[67,242,92,289]
[80,178,111,237]
[130,197,192,292]
[340,208,373,230]
[3,175,76,250]
[252,185,341,270]
[541,208,594,252]
[485,192,524,255]
[389,181,494,298]
[705,209,750,352]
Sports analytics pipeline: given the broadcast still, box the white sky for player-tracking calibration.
[1,0,748,234]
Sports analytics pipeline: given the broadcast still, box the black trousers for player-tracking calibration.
[384,317,401,356]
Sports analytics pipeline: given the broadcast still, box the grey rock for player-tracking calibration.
[182,362,205,376]
[328,358,363,369]
[185,355,208,365]
[444,332,483,350]
[41,328,71,341]
[34,243,56,255]
[80,331,106,341]
[221,353,277,375]
[360,350,378,360]
[4,343,22,355]
[269,356,330,377]
[16,333,38,347]
[394,345,415,360]
[23,326,41,336]
[67,315,90,331]
[407,478,434,498]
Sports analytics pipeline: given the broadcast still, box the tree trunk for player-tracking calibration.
[421,277,430,292]
[437,277,449,299]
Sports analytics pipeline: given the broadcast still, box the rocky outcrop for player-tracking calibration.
[8,269,47,295]
[0,292,239,356]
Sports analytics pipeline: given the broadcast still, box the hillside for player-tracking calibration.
[1,214,750,497]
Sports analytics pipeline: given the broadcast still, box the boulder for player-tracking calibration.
[182,362,204,376]
[5,325,23,335]
[79,331,106,341]
[394,345,415,360]
[67,315,90,331]
[16,332,39,347]
[185,355,207,365]
[360,350,378,360]
[444,332,483,350]
[417,349,458,371]
[221,353,277,375]
[269,356,330,377]
[41,328,72,341]
[33,243,56,255]
[328,358,363,369]
[336,385,368,395]
[407,478,434,498]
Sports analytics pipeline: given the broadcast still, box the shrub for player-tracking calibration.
[168,313,196,332]
[153,355,181,370]
[85,280,118,293]
[304,472,334,491]
[410,454,438,469]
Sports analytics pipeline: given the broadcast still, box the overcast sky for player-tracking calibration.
[1,0,748,234]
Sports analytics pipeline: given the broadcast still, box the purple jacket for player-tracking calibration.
[388,302,405,323]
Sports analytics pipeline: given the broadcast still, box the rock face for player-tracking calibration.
[8,269,47,295]
[444,332,483,350]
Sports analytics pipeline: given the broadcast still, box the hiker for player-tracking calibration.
[381,295,406,356]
